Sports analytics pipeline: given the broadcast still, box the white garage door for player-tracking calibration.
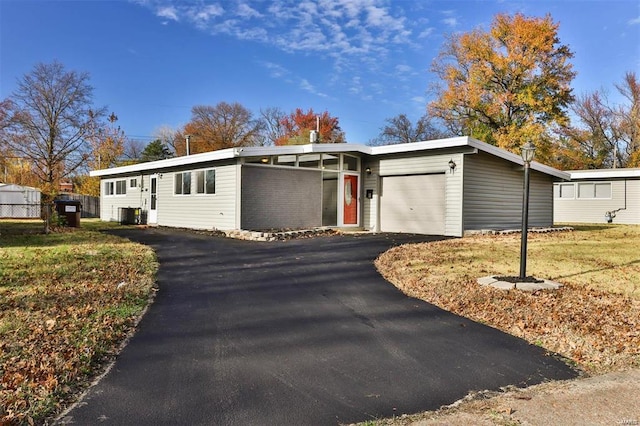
[380,174,445,235]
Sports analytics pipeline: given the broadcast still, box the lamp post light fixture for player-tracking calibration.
[519,141,536,280]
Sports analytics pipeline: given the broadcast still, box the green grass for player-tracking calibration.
[376,224,640,375]
[0,219,157,425]
[369,224,640,426]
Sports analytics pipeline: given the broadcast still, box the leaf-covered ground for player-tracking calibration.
[0,220,157,425]
[375,225,640,374]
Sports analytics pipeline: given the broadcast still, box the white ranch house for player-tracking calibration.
[91,137,569,237]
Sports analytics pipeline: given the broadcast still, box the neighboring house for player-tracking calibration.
[0,183,42,218]
[90,136,569,237]
[59,181,73,193]
[554,168,640,225]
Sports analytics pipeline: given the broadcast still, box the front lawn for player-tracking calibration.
[0,219,157,425]
[376,225,640,374]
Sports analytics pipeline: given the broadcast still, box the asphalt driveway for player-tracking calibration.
[58,229,577,425]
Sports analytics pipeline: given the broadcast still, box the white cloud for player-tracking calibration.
[299,78,329,98]
[418,27,434,38]
[237,3,262,19]
[411,96,425,104]
[138,0,423,97]
[442,17,457,28]
[192,4,224,22]
[140,0,413,59]
[261,61,290,79]
[156,6,178,21]
[629,16,640,25]
[395,64,412,74]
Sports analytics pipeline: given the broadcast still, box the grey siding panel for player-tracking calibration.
[463,152,553,230]
[157,164,239,230]
[363,151,464,236]
[554,179,640,224]
[241,165,322,230]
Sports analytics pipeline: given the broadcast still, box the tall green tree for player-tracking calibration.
[428,13,575,164]
[140,139,174,162]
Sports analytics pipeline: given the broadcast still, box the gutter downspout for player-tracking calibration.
[605,179,627,223]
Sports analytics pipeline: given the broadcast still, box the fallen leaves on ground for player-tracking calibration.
[375,232,640,374]
[0,224,157,425]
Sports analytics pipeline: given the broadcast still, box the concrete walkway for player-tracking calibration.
[401,368,640,425]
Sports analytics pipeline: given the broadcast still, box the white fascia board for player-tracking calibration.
[369,136,569,180]
[369,136,470,155]
[90,137,569,181]
[90,148,238,177]
[568,168,640,180]
[237,143,371,157]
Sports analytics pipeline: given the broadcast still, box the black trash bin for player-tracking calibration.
[53,200,82,227]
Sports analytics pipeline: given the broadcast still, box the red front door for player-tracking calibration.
[343,175,358,225]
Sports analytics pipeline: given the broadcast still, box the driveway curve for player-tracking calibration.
[58,229,576,425]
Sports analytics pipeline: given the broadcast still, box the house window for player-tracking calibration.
[115,180,126,195]
[104,181,114,196]
[595,183,611,198]
[175,172,191,195]
[343,155,359,171]
[322,154,339,170]
[130,178,137,188]
[577,182,611,199]
[195,169,216,194]
[298,154,320,168]
[554,183,575,199]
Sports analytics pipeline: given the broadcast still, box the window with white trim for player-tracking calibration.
[554,183,575,199]
[577,182,611,199]
[195,169,216,194]
[104,181,114,196]
[130,178,138,189]
[115,180,127,195]
[175,172,192,195]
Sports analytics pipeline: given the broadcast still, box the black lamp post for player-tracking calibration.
[519,141,536,280]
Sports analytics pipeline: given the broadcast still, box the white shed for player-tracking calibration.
[0,184,42,218]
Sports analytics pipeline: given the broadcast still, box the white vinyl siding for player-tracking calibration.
[100,176,145,221]
[158,163,238,230]
[463,152,553,231]
[554,179,640,224]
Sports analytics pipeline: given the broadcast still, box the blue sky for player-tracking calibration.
[1,0,639,145]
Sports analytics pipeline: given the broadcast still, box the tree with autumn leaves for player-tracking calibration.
[171,104,344,154]
[423,12,640,168]
[428,13,576,165]
[557,72,640,169]
[276,108,345,145]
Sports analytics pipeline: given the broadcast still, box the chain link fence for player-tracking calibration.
[0,203,42,219]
